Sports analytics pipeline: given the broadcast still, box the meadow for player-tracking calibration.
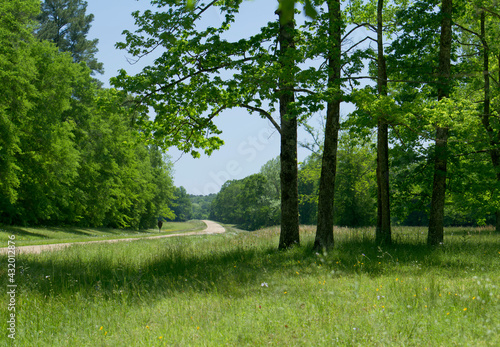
[1,224,499,346]
[0,221,206,247]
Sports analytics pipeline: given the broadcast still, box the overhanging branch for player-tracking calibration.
[240,103,281,134]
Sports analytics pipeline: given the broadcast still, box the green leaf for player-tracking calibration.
[186,0,196,10]
[304,0,318,19]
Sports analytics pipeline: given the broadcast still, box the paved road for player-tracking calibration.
[0,220,225,255]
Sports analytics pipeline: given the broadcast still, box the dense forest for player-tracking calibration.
[2,0,499,246]
[0,0,178,229]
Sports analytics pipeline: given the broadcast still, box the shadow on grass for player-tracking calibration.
[2,225,128,239]
[49,227,100,237]
[2,232,498,304]
[443,228,498,237]
[2,227,51,239]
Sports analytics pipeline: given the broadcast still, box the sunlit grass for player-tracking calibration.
[0,225,499,345]
[0,221,205,246]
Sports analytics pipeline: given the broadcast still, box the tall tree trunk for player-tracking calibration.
[314,0,341,250]
[428,0,452,246]
[497,211,500,232]
[480,11,500,232]
[497,54,500,232]
[375,0,391,245]
[277,2,300,249]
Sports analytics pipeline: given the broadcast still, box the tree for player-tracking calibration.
[313,0,342,250]
[452,0,500,230]
[75,89,176,229]
[240,174,279,230]
[210,180,244,225]
[0,0,40,214]
[189,194,216,219]
[210,174,280,230]
[334,137,377,227]
[298,155,320,225]
[304,0,384,248]
[11,40,81,225]
[170,186,192,221]
[277,0,300,248]
[260,156,281,201]
[0,3,88,225]
[477,5,500,230]
[347,0,419,243]
[36,0,103,74]
[384,0,468,242]
[141,146,176,227]
[374,0,392,245]
[427,0,453,245]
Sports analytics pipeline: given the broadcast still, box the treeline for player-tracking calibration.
[0,0,176,229]
[167,187,214,222]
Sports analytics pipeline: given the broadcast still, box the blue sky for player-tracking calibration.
[85,0,324,195]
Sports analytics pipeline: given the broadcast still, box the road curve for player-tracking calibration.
[0,220,225,255]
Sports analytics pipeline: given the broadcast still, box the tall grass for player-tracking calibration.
[1,225,499,346]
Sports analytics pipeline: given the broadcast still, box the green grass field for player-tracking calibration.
[0,221,206,247]
[1,224,499,346]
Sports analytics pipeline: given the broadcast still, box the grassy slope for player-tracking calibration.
[0,221,206,247]
[0,225,499,346]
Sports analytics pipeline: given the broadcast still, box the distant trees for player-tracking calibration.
[210,173,280,230]
[170,187,192,222]
[208,140,377,231]
[189,194,216,220]
[298,135,377,228]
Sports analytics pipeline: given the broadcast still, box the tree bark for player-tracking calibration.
[497,54,500,232]
[314,0,341,251]
[277,2,300,249]
[375,0,391,246]
[497,211,500,232]
[428,0,452,246]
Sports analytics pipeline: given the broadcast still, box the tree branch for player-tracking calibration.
[274,88,317,95]
[342,23,372,42]
[240,103,281,134]
[144,56,256,100]
[344,36,373,55]
[453,149,489,157]
[454,23,481,40]
[478,6,500,19]
[193,0,219,22]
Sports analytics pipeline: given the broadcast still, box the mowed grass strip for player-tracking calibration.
[0,225,499,346]
[0,221,206,247]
